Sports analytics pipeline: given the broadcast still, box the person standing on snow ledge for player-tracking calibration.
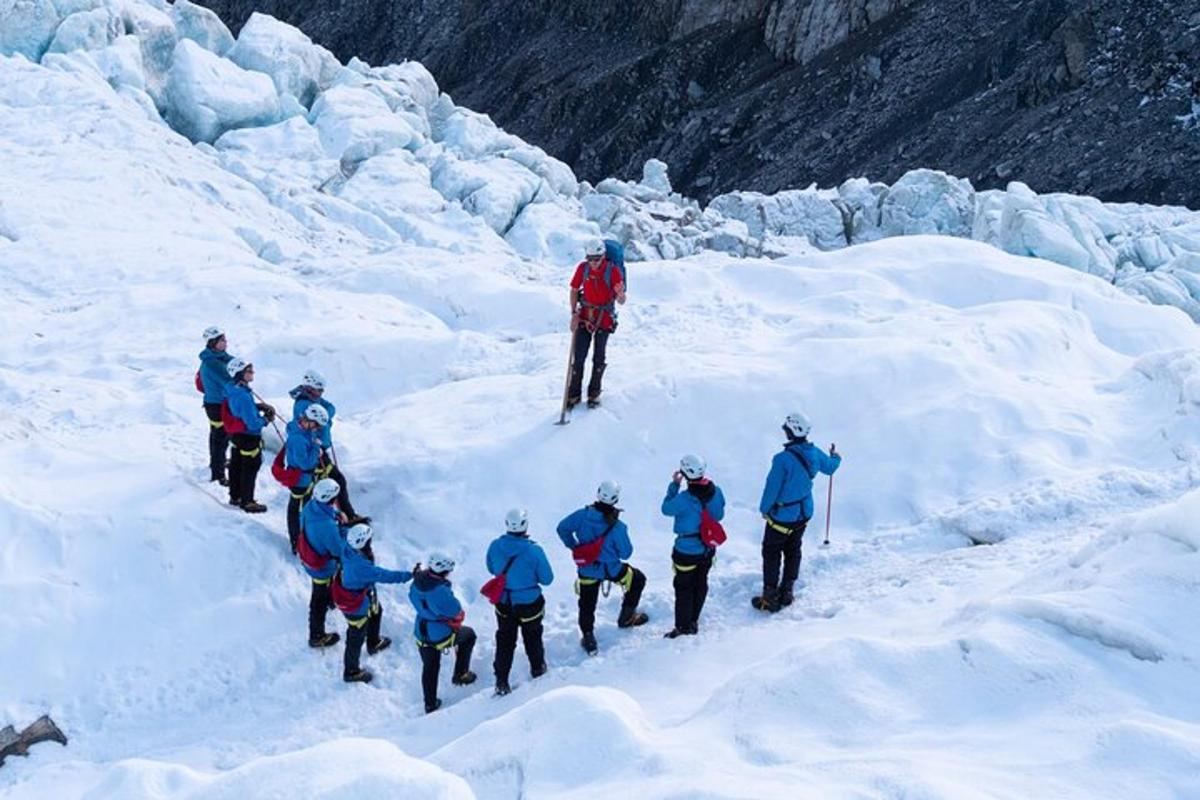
[298,478,349,649]
[661,454,725,638]
[410,554,477,714]
[567,238,626,410]
[221,358,274,513]
[289,370,361,522]
[754,412,841,613]
[283,403,330,555]
[556,480,648,656]
[485,508,554,697]
[196,326,232,485]
[334,523,413,684]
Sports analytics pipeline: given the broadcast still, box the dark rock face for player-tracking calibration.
[202,0,1200,208]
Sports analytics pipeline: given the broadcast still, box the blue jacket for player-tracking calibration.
[409,570,464,644]
[224,381,264,435]
[485,533,553,605]
[198,348,232,404]
[661,479,726,556]
[339,544,411,617]
[556,504,633,581]
[291,387,336,449]
[284,418,322,489]
[299,499,343,580]
[759,440,841,523]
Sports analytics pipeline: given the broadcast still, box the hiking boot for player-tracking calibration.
[779,590,795,608]
[425,699,442,714]
[494,680,511,697]
[617,611,649,628]
[228,497,242,507]
[685,623,699,635]
[343,668,373,684]
[531,663,547,679]
[308,632,340,648]
[241,500,267,514]
[367,637,391,655]
[581,632,598,655]
[751,594,781,613]
[663,628,687,639]
[452,670,477,686]
[586,397,601,409]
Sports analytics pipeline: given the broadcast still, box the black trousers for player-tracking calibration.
[493,596,546,683]
[762,519,808,595]
[325,461,357,518]
[577,564,645,633]
[286,484,312,554]
[568,327,611,402]
[308,579,332,641]
[228,433,262,504]
[672,549,714,630]
[204,403,228,481]
[344,600,382,675]
[418,626,476,708]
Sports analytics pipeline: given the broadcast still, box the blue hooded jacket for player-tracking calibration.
[485,533,553,606]
[284,418,322,489]
[556,504,634,581]
[409,570,464,644]
[291,387,336,449]
[338,544,412,617]
[299,499,343,580]
[759,440,841,523]
[661,479,726,556]
[198,348,232,404]
[224,380,264,435]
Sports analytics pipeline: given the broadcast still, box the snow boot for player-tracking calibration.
[751,588,781,613]
[664,628,686,639]
[531,663,547,679]
[309,632,340,648]
[494,680,512,697]
[425,699,443,714]
[367,637,391,656]
[452,670,477,686]
[241,500,267,514]
[581,632,598,655]
[617,611,649,629]
[779,587,795,608]
[586,397,601,409]
[343,668,373,684]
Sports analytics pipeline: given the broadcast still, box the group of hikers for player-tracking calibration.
[194,239,843,713]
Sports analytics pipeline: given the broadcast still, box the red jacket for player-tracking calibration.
[571,259,624,331]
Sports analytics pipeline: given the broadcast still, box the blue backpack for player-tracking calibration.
[603,239,626,290]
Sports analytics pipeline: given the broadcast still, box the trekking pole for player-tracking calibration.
[555,326,577,426]
[329,443,339,468]
[252,389,287,444]
[822,443,836,547]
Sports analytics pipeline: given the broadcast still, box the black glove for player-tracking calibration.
[261,406,275,422]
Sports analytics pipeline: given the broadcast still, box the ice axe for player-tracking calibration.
[822,443,836,547]
[555,326,577,426]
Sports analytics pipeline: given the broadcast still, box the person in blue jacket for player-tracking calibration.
[222,358,275,513]
[409,554,476,713]
[660,454,726,638]
[284,403,329,555]
[299,478,347,648]
[289,369,359,519]
[336,523,413,684]
[486,508,554,696]
[197,326,232,485]
[556,480,648,655]
[754,412,842,612]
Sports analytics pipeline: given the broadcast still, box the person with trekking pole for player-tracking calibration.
[410,554,477,714]
[556,480,648,655]
[753,412,841,612]
[566,239,626,411]
[661,455,726,638]
[481,508,553,696]
[221,358,275,513]
[289,369,362,521]
[196,326,233,485]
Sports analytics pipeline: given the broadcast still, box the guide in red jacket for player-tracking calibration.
[567,238,626,409]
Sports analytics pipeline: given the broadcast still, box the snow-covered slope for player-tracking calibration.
[2,5,1200,799]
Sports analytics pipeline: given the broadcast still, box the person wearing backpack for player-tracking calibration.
[410,553,477,713]
[197,326,233,485]
[335,523,413,684]
[567,238,626,410]
[283,403,329,554]
[660,454,726,638]
[484,508,554,696]
[298,478,348,649]
[289,369,360,520]
[556,480,648,655]
[221,358,275,514]
[754,412,842,612]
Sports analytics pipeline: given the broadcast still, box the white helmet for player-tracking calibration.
[784,411,812,439]
[303,404,329,426]
[505,507,529,534]
[226,357,249,378]
[584,238,605,258]
[202,326,224,341]
[301,369,326,390]
[596,479,620,505]
[346,523,372,550]
[312,478,340,503]
[680,454,706,480]
[427,552,455,574]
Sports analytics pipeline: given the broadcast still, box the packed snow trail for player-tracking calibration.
[3,31,1200,800]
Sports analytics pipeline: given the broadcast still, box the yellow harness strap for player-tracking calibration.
[312,577,331,586]
[766,518,796,535]
[416,632,456,651]
[239,446,261,458]
[208,419,223,428]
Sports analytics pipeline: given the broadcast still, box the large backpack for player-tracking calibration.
[602,239,626,289]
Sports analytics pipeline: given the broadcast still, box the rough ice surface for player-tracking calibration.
[44,6,120,54]
[0,0,61,60]
[164,38,282,144]
[169,0,233,56]
[226,12,335,109]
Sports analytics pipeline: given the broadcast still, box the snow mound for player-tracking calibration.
[0,0,60,61]
[226,12,335,109]
[165,38,283,143]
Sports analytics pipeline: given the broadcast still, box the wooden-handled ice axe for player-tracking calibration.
[822,443,836,547]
